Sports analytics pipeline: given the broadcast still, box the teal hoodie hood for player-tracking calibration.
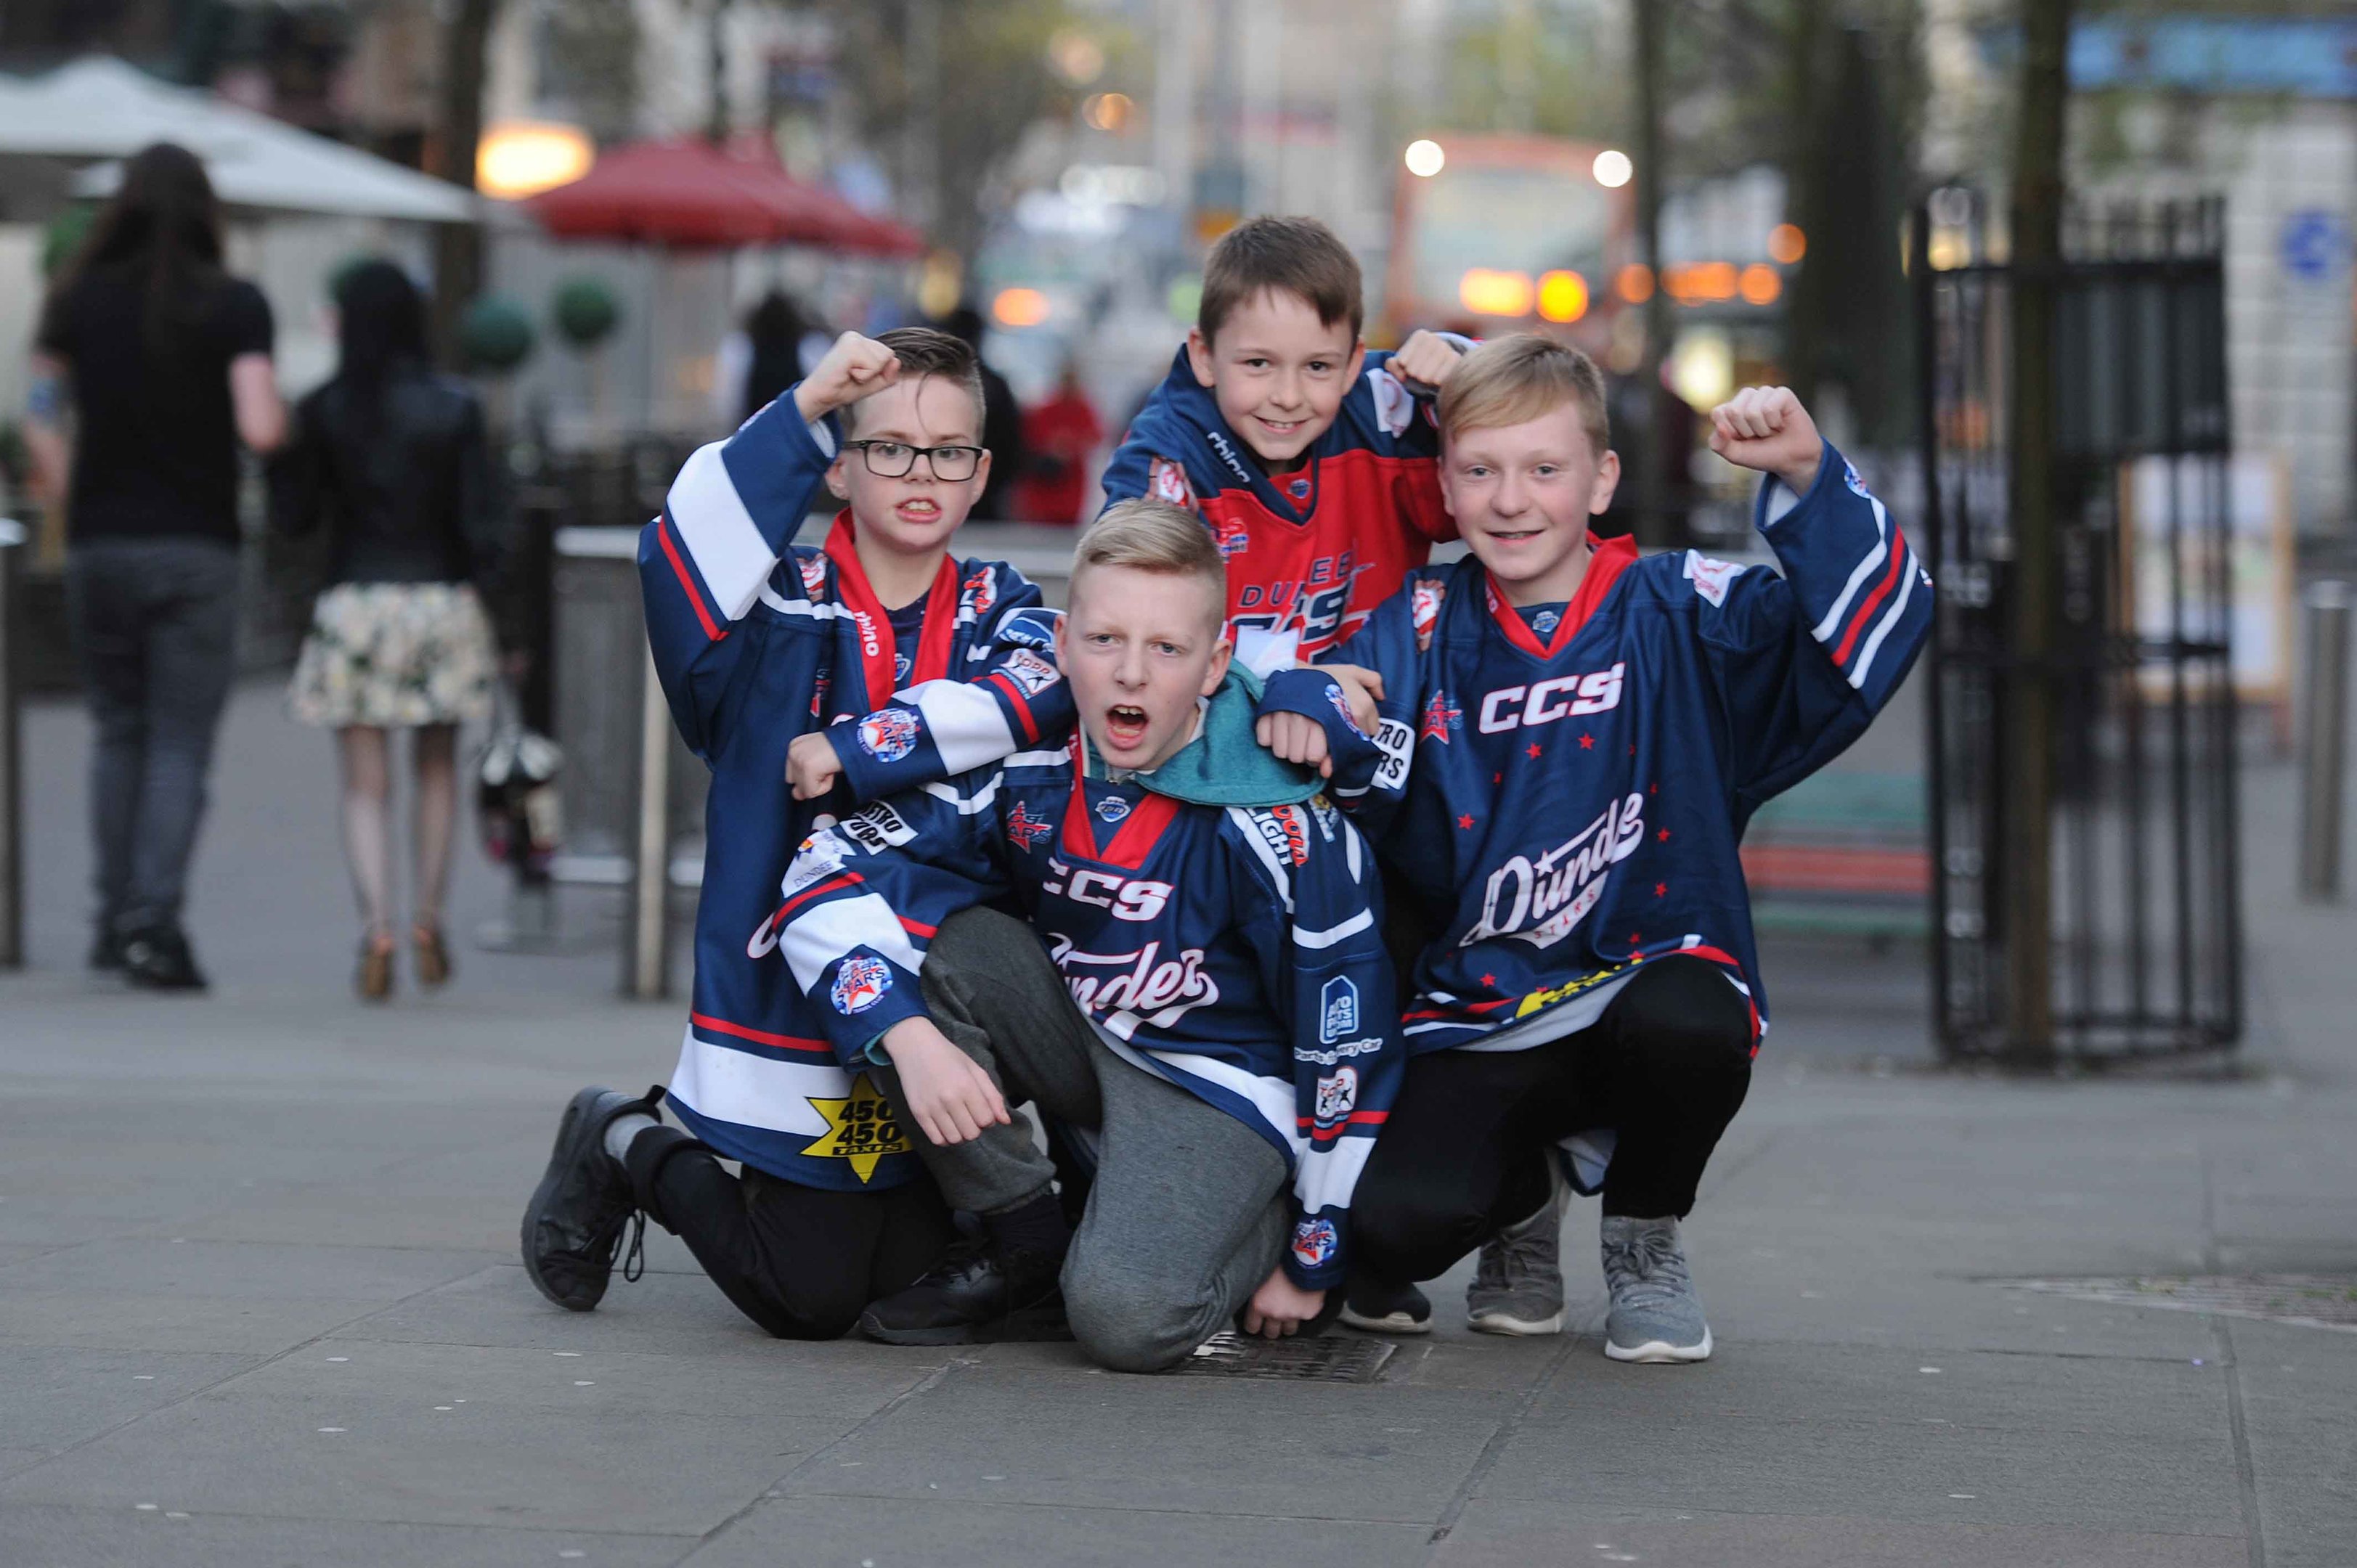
[1083,664,1324,809]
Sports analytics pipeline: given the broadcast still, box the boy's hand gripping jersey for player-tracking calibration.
[1261,443,1931,1055]
[641,388,1073,1191]
[1101,346,1455,671]
[773,746,1401,1291]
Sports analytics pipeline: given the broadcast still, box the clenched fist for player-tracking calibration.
[1707,385,1824,496]
[793,332,902,422]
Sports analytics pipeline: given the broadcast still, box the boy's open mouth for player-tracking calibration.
[894,498,943,524]
[1104,704,1150,748]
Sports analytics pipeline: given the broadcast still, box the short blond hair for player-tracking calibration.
[1438,332,1610,459]
[1071,499,1227,629]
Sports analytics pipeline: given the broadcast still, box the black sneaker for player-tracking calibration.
[121,926,206,990]
[89,928,126,971]
[858,1238,1070,1345]
[520,1085,662,1312]
[1340,1277,1433,1335]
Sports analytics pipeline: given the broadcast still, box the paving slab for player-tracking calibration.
[0,1238,494,1353]
[0,1503,695,1568]
[0,1338,904,1535]
[783,1362,1505,1524]
[682,1494,1436,1568]
[1431,1498,2244,1567]
[1477,1342,2245,1536]
[1,1347,262,1474]
[2222,1317,2357,1568]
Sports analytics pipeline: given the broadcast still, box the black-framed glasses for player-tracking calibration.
[843,439,985,482]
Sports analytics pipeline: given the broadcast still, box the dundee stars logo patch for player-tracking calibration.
[801,1072,910,1183]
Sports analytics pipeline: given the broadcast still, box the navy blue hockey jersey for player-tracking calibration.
[771,730,1400,1290]
[641,390,1072,1191]
[1261,442,1931,1055]
[1102,346,1454,671]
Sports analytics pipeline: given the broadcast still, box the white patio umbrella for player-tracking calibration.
[0,56,474,222]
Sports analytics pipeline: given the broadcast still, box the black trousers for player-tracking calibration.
[624,1126,956,1341]
[1353,955,1755,1288]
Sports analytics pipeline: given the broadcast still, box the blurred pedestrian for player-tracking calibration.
[25,142,285,990]
[270,260,504,1000]
[935,304,1025,520]
[1014,360,1103,526]
[716,288,815,428]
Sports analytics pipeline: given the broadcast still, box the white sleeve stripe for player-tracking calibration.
[665,441,778,621]
[1847,546,1921,690]
[920,774,1002,814]
[1295,1134,1377,1214]
[757,586,847,617]
[780,889,924,992]
[1344,823,1364,881]
[1806,495,1890,645]
[911,682,1018,774]
[1293,907,1373,950]
[1225,807,1294,914]
[1006,748,1071,767]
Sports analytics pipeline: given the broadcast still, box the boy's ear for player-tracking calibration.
[1199,634,1233,698]
[1185,327,1217,389]
[1345,337,1367,385]
[825,449,851,500]
[969,445,992,493]
[1587,448,1623,517]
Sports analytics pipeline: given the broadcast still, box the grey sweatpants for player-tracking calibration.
[877,908,1291,1373]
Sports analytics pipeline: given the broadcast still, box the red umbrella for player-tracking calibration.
[528,139,855,250]
[719,133,929,259]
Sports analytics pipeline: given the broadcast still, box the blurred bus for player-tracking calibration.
[1386,134,1636,343]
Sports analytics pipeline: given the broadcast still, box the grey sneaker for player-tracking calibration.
[1466,1164,1567,1336]
[1600,1214,1712,1363]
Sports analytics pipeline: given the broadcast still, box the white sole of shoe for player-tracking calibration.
[1604,1326,1714,1363]
[1339,1307,1432,1335]
[1467,1308,1566,1336]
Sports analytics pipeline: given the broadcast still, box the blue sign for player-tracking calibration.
[2281,211,2350,283]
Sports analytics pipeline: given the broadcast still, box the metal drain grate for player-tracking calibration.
[2002,1275,2357,1331]
[1172,1332,1397,1381]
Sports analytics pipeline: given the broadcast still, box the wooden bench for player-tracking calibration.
[1741,772,1929,939]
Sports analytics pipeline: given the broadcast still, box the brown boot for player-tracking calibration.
[357,933,395,1001]
[412,922,452,988]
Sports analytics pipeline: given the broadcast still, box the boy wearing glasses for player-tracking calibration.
[520,327,1073,1341]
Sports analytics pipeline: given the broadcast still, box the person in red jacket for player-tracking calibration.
[1014,362,1104,525]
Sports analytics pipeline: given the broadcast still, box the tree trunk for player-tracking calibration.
[430,0,499,367]
[2004,0,2070,1062]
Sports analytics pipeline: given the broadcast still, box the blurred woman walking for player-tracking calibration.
[26,142,286,989]
[272,260,505,999]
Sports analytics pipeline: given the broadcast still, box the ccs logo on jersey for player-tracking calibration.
[1320,975,1361,1042]
[1314,1066,1359,1122]
[1004,801,1056,850]
[1094,794,1131,825]
[1477,662,1627,734]
[1149,455,1194,507]
[856,709,921,761]
[1292,1217,1340,1270]
[830,955,893,1015]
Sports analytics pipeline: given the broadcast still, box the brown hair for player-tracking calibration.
[1070,498,1227,628]
[843,324,986,434]
[1197,216,1364,344]
[1437,332,1611,458]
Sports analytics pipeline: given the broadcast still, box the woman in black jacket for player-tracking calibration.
[272,261,503,999]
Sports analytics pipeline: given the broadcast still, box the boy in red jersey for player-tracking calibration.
[1101,216,1466,710]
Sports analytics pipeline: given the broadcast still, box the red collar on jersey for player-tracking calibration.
[822,512,960,701]
[1483,533,1640,660]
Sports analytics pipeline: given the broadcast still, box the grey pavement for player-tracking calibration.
[2,677,2354,1567]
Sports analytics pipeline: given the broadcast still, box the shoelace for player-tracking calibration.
[1601,1225,1690,1309]
[601,1209,647,1284]
[1474,1213,1561,1293]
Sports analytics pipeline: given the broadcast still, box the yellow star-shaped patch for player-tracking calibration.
[802,1071,911,1184]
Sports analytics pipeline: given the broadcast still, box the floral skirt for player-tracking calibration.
[289,581,497,728]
